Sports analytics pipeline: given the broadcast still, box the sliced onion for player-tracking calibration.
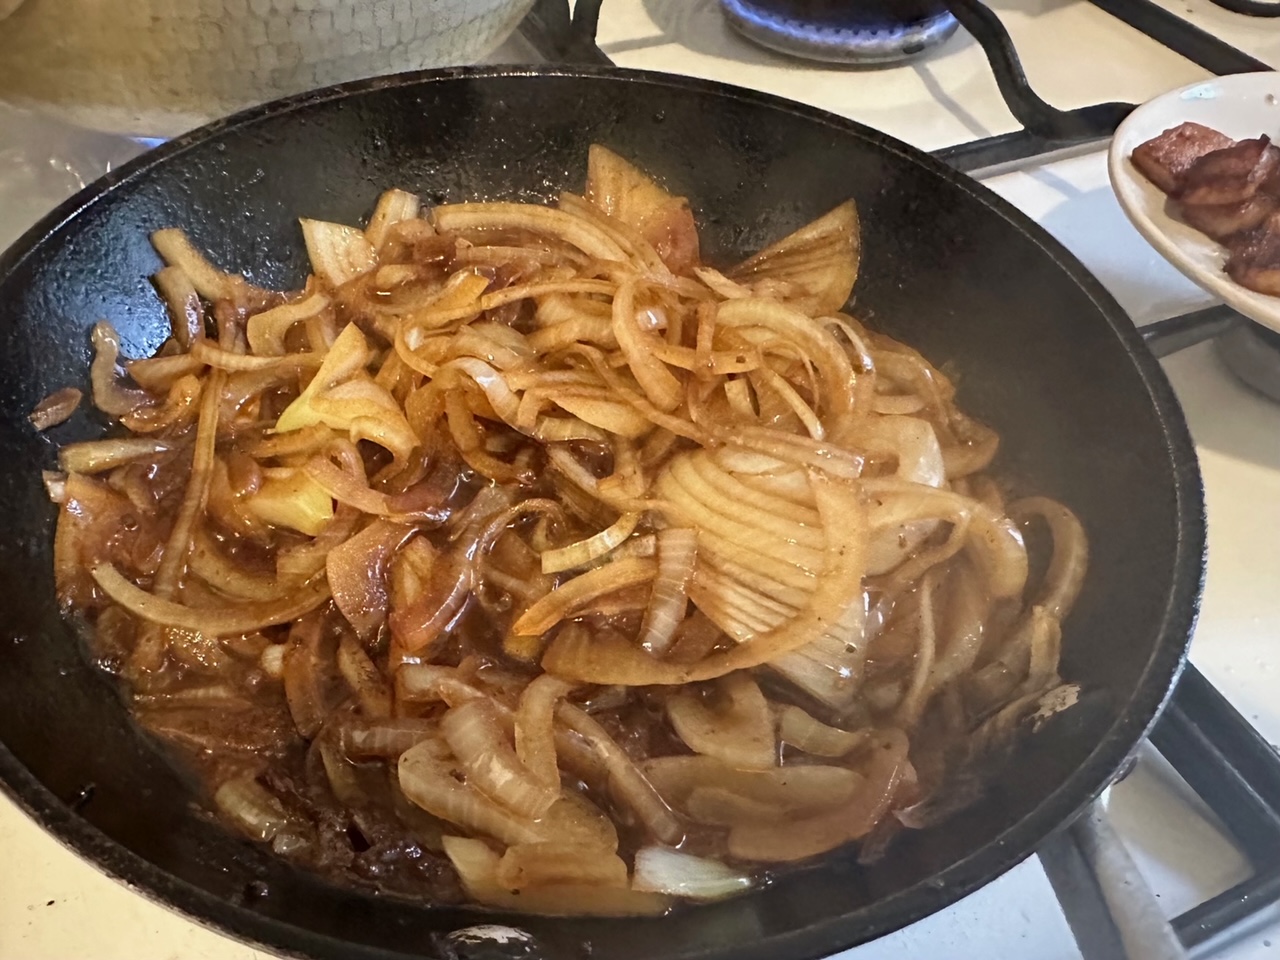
[1010,497,1089,620]
[151,228,267,306]
[612,279,683,412]
[643,754,857,809]
[340,717,438,759]
[365,188,422,252]
[536,790,619,851]
[301,218,378,289]
[726,728,906,862]
[189,529,283,602]
[555,703,683,846]
[441,698,560,819]
[442,835,670,916]
[666,672,775,770]
[631,846,753,900]
[515,674,574,788]
[91,562,329,634]
[57,437,171,474]
[540,513,640,574]
[776,705,867,757]
[90,322,153,416]
[398,740,545,845]
[432,202,629,263]
[337,634,392,719]
[637,527,697,657]
[29,387,82,431]
[511,557,656,637]
[326,518,414,639]
[213,777,297,842]
[495,842,629,890]
[245,291,331,357]
[727,201,860,315]
[151,265,204,347]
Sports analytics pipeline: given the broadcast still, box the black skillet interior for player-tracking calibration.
[0,67,1201,960]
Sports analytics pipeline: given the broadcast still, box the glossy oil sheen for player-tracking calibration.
[0,67,1203,960]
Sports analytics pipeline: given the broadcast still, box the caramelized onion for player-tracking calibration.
[441,698,560,819]
[29,387,82,431]
[399,741,545,845]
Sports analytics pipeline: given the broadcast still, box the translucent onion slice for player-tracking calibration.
[432,202,629,263]
[151,228,267,306]
[555,704,683,846]
[538,790,619,851]
[666,672,775,770]
[441,698,561,819]
[246,291,331,356]
[541,513,641,575]
[776,704,867,758]
[57,437,171,474]
[584,144,700,274]
[365,188,422,252]
[399,741,545,846]
[1010,496,1089,620]
[29,387,82,431]
[612,279,683,412]
[326,518,414,639]
[336,634,392,719]
[714,298,856,439]
[638,527,697,657]
[726,729,907,862]
[726,201,860,315]
[90,322,153,416]
[442,836,670,916]
[214,778,297,842]
[151,265,203,348]
[511,557,656,637]
[495,842,629,891]
[340,717,438,759]
[631,847,753,900]
[90,562,330,634]
[515,674,574,788]
[188,529,283,602]
[642,755,860,815]
[301,218,378,289]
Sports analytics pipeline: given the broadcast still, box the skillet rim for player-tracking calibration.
[0,63,1204,960]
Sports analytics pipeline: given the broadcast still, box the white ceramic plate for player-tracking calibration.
[1109,71,1280,334]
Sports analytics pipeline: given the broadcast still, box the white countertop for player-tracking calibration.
[3,2,1280,958]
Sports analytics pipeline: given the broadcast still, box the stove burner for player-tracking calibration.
[718,0,958,65]
[1216,321,1280,402]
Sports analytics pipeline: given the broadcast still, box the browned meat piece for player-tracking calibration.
[1178,136,1280,205]
[1131,122,1235,194]
[1180,194,1277,241]
[1225,216,1280,296]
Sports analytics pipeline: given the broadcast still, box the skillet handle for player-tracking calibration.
[517,0,611,65]
[1139,304,1241,359]
[1039,800,1190,960]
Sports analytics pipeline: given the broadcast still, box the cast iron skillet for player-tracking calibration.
[0,66,1202,960]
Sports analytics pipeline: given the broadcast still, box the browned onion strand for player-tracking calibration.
[48,144,1087,916]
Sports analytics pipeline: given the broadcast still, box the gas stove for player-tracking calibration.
[1,2,1278,959]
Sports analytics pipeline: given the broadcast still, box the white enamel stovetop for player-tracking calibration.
[1,2,1279,958]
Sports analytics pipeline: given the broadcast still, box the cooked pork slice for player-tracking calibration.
[1225,216,1280,296]
[1178,137,1280,206]
[1131,122,1235,194]
[1180,194,1277,241]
